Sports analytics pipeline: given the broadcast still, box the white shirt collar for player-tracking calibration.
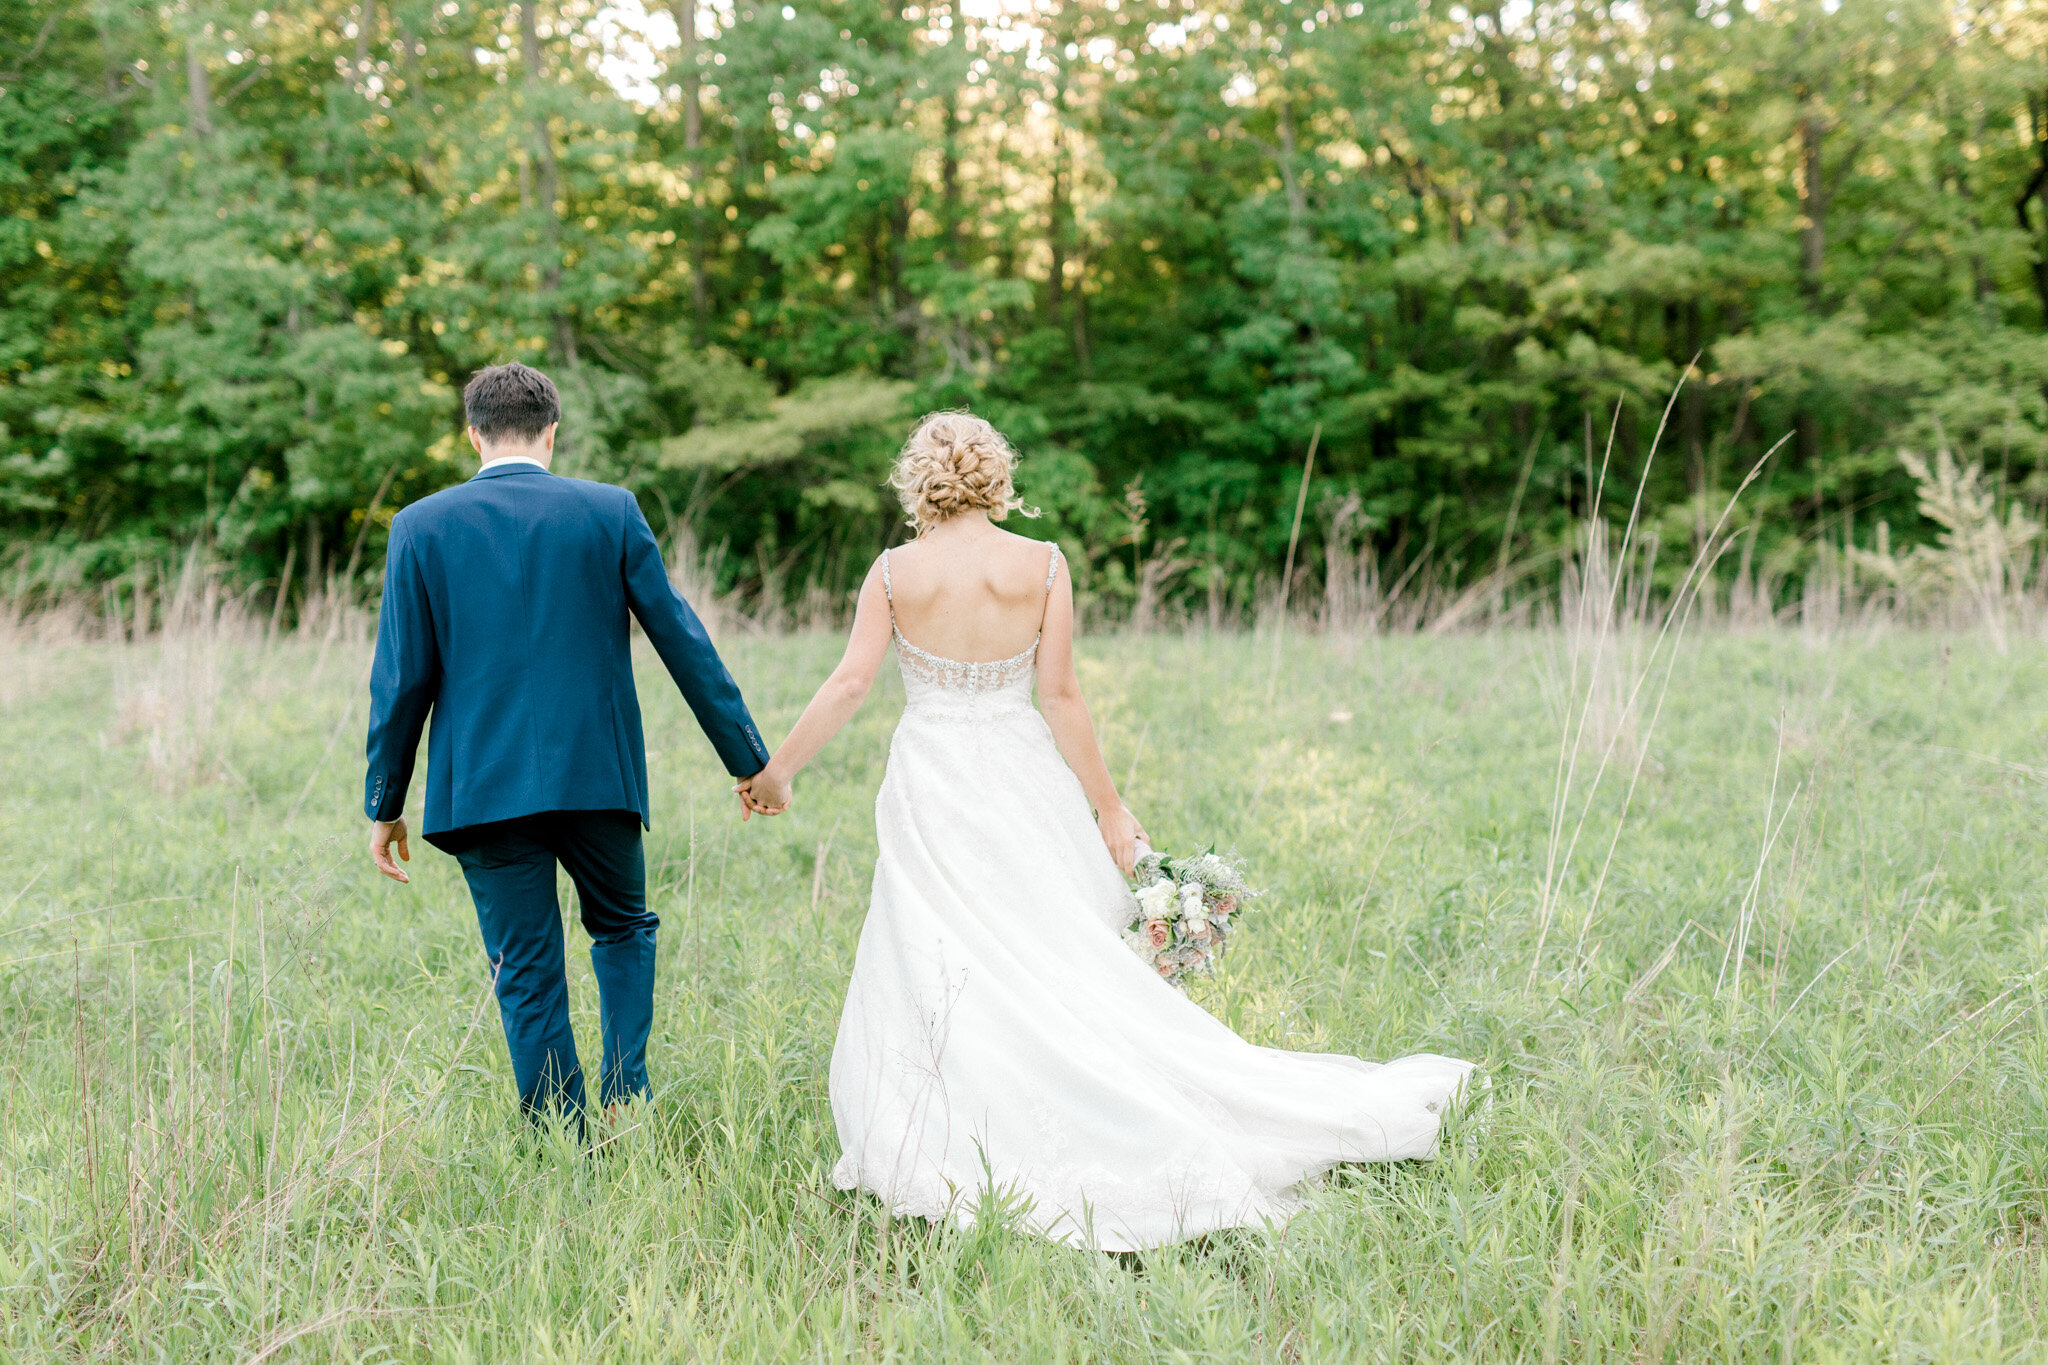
[478,454,549,473]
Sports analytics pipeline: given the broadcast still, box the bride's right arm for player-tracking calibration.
[740,559,892,814]
[1036,556,1146,875]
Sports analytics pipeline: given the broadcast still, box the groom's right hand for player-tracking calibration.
[370,818,412,883]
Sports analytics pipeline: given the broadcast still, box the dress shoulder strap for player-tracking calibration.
[880,548,896,626]
[1037,542,1061,632]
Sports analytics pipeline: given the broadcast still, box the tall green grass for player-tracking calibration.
[4,623,2047,1361]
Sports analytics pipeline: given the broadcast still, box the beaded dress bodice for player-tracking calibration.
[882,543,1060,720]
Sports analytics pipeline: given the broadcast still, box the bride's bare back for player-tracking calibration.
[883,526,1057,663]
[738,409,1144,872]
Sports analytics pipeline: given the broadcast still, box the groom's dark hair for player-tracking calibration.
[464,362,561,441]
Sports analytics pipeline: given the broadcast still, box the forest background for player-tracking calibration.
[7,0,2048,622]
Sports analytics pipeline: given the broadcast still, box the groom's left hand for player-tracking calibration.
[734,771,791,819]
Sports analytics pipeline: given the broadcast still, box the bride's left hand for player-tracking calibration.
[1097,805,1146,878]
[734,767,792,820]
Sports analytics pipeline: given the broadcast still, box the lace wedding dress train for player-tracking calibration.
[828,545,1475,1253]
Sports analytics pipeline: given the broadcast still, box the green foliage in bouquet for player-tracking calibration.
[1122,848,1260,989]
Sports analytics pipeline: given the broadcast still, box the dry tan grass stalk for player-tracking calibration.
[1848,447,2045,648]
[1320,492,1382,636]
[667,525,743,641]
[1132,538,1192,636]
[1526,372,1786,988]
[113,553,253,791]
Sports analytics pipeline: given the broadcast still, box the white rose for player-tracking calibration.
[1137,882,1177,917]
[1182,915,1209,939]
[1179,884,1205,915]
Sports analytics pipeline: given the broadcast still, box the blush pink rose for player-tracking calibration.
[1144,919,1173,949]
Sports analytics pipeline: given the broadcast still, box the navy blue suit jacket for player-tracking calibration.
[363,462,769,843]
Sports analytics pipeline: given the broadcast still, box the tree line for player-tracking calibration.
[5,0,2047,619]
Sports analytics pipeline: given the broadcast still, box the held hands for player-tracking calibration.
[370,818,412,883]
[1097,804,1147,879]
[734,765,793,821]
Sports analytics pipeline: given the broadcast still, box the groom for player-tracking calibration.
[363,361,771,1128]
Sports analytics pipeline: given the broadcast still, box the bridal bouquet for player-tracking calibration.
[1123,846,1259,989]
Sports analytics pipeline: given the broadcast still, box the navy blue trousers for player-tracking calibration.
[445,810,657,1125]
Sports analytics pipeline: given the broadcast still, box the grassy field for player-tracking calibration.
[4,621,2048,1361]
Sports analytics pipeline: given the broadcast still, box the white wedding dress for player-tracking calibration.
[828,545,1475,1252]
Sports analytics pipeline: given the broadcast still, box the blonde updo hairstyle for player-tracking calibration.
[890,411,1038,534]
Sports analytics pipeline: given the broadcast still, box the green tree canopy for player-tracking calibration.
[5,0,2047,615]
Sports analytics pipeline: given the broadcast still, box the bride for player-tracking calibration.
[737,412,1473,1252]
